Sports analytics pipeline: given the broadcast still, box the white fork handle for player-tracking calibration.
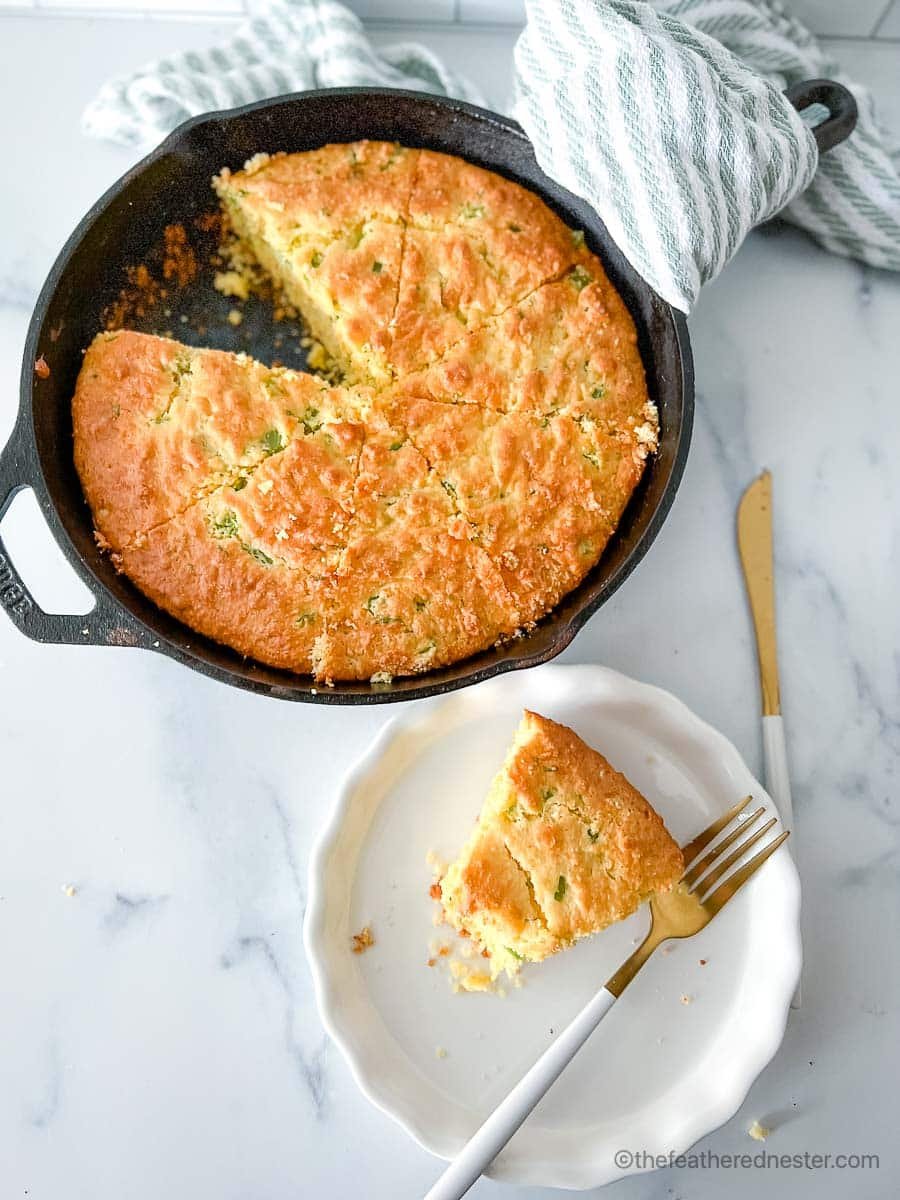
[424,986,617,1200]
[763,714,800,1008]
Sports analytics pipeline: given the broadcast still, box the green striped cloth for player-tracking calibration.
[515,0,900,308]
[82,0,900,312]
[81,0,485,145]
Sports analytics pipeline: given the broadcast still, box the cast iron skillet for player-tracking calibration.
[0,82,857,704]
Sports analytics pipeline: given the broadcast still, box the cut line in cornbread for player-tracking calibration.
[439,711,683,984]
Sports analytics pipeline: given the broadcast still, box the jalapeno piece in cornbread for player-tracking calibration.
[440,711,683,980]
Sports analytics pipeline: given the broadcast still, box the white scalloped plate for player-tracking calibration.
[304,665,801,1189]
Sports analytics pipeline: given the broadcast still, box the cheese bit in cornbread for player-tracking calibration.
[440,711,683,979]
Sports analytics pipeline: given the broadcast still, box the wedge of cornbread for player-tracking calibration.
[213,142,416,383]
[383,395,644,627]
[312,403,521,682]
[116,396,365,674]
[73,330,366,550]
[393,269,658,443]
[440,712,683,978]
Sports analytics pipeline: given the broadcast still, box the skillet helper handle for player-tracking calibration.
[0,423,118,645]
[785,78,858,154]
[424,987,618,1200]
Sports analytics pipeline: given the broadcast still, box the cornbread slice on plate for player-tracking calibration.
[386,396,644,626]
[73,331,364,551]
[440,711,683,979]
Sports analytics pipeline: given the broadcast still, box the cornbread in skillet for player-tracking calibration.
[440,711,683,978]
[73,141,656,682]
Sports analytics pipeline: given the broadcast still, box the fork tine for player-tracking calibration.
[688,816,777,894]
[681,796,753,866]
[681,807,767,888]
[701,830,791,912]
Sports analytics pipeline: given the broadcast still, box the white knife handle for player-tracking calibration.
[763,714,800,1006]
[423,986,618,1200]
[762,715,794,830]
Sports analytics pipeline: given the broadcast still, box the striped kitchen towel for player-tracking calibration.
[83,0,900,312]
[81,0,485,146]
[515,0,900,308]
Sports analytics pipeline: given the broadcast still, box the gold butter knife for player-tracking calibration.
[737,470,800,1007]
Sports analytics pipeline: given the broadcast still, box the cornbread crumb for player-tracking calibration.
[435,1046,448,1059]
[748,1120,770,1141]
[449,961,493,992]
[370,671,393,685]
[307,342,330,371]
[62,883,77,898]
[214,270,250,300]
[351,926,375,954]
[227,308,244,327]
[426,850,447,875]
[680,994,693,1005]
[242,151,272,175]
[34,355,50,379]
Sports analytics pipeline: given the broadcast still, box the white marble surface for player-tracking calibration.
[1,11,899,1200]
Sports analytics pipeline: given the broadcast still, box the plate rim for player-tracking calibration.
[303,664,802,1188]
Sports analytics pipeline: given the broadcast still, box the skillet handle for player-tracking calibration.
[786,78,858,155]
[0,421,126,646]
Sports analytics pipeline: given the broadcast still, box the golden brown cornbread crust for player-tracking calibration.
[440,711,683,977]
[73,142,656,682]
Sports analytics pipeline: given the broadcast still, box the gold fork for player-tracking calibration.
[425,797,790,1200]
